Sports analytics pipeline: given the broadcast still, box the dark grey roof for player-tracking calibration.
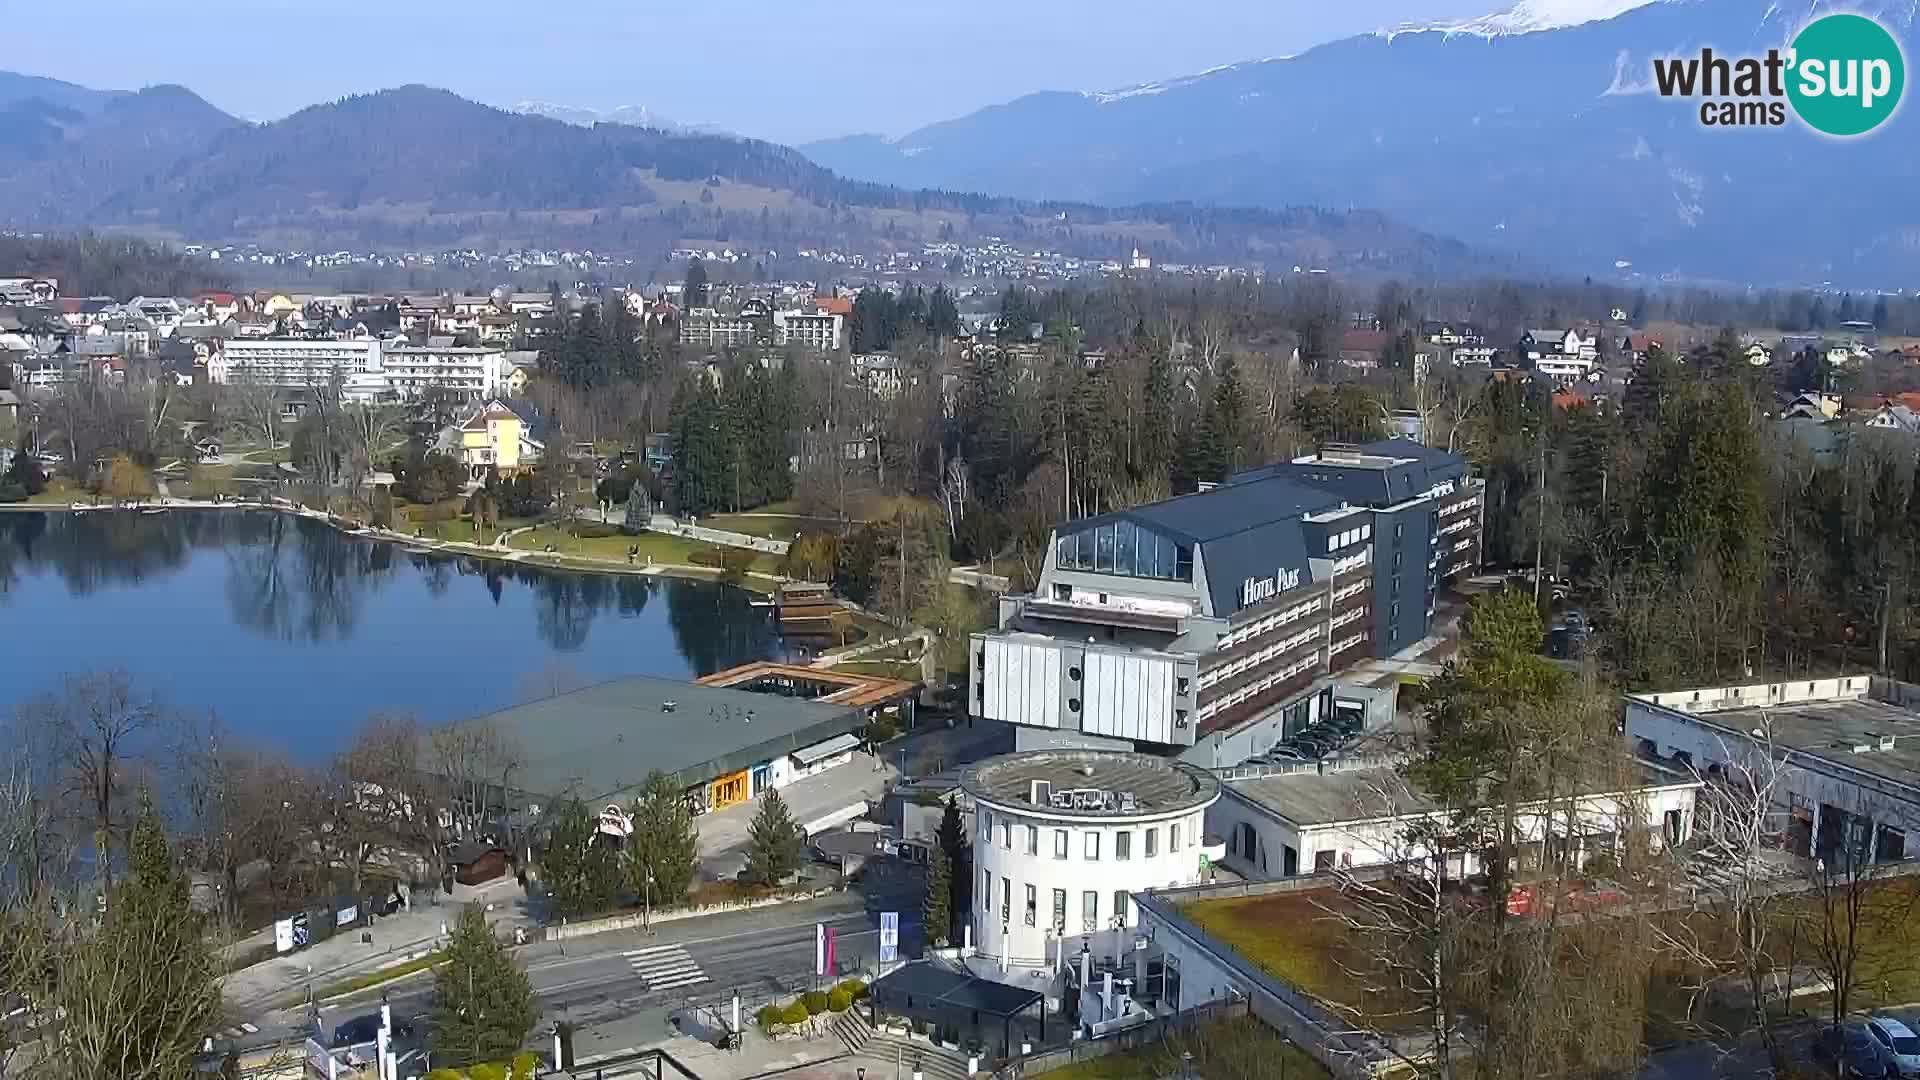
[437,675,865,802]
[1231,442,1468,509]
[871,961,1044,1019]
[1056,476,1340,617]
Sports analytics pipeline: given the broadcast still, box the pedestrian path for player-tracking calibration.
[625,943,711,992]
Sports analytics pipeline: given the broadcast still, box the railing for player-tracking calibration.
[994,998,1251,1079]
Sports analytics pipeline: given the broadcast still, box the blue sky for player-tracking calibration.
[3,0,1493,143]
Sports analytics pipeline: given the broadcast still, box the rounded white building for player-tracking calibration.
[960,750,1221,968]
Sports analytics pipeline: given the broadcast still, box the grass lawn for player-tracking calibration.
[506,525,781,574]
[704,512,848,539]
[831,660,922,682]
[1034,1017,1329,1080]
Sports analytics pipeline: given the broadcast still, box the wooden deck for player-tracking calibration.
[696,662,917,707]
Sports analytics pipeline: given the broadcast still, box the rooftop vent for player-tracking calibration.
[1880,734,1897,751]
[662,700,677,713]
[1079,764,1096,778]
[1029,780,1052,805]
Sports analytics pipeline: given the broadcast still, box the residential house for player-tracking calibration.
[1618,333,1661,364]
[1867,404,1920,434]
[1420,322,1494,365]
[852,354,903,399]
[1744,342,1773,367]
[1780,391,1843,420]
[1518,328,1597,383]
[773,309,843,351]
[397,296,449,336]
[0,278,58,305]
[1337,328,1387,369]
[503,352,538,396]
[0,388,18,423]
[377,339,506,400]
[455,398,548,481]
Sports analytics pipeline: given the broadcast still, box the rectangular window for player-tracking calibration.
[980,809,992,843]
[1001,876,1011,922]
[1076,530,1096,569]
[1154,535,1176,579]
[1175,545,1194,581]
[983,868,992,911]
[1114,520,1136,576]
[1145,828,1159,857]
[1314,850,1336,872]
[1056,534,1074,570]
[1114,891,1129,928]
[1026,824,1039,856]
[1085,832,1100,860]
[1052,888,1067,932]
[1094,524,1116,572]
[1115,830,1131,861]
[1053,583,1072,601]
[1170,823,1182,851]
[998,821,1011,849]
[1082,890,1099,932]
[1025,884,1037,926]
[1054,829,1069,859]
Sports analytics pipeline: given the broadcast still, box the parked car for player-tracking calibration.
[331,1012,413,1050]
[1814,1023,1896,1078]
[1868,1016,1920,1077]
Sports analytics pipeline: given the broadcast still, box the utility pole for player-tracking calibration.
[1532,425,1547,606]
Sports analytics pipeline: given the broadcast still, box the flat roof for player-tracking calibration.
[1229,762,1697,828]
[439,675,863,802]
[1632,681,1920,792]
[871,961,1044,1018]
[960,750,1220,820]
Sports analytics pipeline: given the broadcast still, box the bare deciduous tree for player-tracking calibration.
[17,670,165,890]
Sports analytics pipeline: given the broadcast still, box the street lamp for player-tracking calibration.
[1182,1050,1194,1080]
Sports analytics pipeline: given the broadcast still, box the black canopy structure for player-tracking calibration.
[870,961,1048,1058]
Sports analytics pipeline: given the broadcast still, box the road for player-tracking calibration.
[1642,1008,1920,1078]
[247,865,926,1061]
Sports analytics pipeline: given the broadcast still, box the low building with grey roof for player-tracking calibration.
[434,674,867,815]
[1209,759,1699,881]
[1627,675,1920,866]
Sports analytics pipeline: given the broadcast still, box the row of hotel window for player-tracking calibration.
[978,809,1198,860]
[1055,522,1194,581]
[982,875,1133,934]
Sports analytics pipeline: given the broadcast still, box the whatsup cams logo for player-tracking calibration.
[1653,12,1906,136]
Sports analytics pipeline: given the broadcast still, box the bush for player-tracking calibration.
[800,990,829,1015]
[573,522,619,540]
[780,1000,811,1025]
[469,1064,508,1080]
[864,718,897,744]
[826,987,853,1013]
[836,978,869,1000]
[510,1053,540,1080]
[757,1003,783,1030]
[407,500,462,523]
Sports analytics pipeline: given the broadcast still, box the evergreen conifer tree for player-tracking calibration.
[745,789,802,886]
[431,906,537,1068]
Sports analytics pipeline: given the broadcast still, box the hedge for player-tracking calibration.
[511,1054,539,1080]
[826,987,853,1013]
[574,522,620,539]
[800,990,830,1015]
[836,978,869,1000]
[780,1000,811,1025]
[469,1065,507,1080]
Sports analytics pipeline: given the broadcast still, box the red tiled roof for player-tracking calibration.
[814,296,853,317]
[1341,329,1388,353]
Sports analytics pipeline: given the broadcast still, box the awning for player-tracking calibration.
[791,732,862,766]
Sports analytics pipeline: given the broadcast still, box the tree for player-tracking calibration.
[18,670,164,890]
[935,798,971,943]
[4,449,46,496]
[922,833,952,948]
[538,799,620,918]
[683,259,710,308]
[46,798,220,1080]
[744,789,803,886]
[627,771,699,911]
[431,905,538,1069]
[97,454,155,503]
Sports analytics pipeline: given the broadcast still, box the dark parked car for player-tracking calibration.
[1814,1024,1896,1078]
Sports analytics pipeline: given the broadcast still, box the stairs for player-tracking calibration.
[851,1030,977,1080]
[831,1008,874,1055]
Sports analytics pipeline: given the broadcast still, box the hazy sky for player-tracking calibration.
[3,0,1495,144]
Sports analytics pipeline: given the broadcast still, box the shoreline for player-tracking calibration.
[0,497,787,597]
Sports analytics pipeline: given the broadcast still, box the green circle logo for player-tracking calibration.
[1788,13,1905,137]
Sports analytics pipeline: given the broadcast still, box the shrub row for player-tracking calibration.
[755,979,871,1030]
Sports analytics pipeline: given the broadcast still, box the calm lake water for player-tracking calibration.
[0,510,793,759]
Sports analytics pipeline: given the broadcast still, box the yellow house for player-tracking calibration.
[259,294,298,318]
[458,399,545,480]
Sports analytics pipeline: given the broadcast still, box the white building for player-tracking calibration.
[1207,762,1699,881]
[773,310,844,351]
[378,343,506,400]
[218,338,382,388]
[1626,675,1920,865]
[962,750,1221,969]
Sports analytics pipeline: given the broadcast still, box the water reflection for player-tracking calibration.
[1,507,779,661]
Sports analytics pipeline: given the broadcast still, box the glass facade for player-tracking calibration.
[1056,520,1193,580]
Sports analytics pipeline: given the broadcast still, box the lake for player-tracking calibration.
[0,509,795,759]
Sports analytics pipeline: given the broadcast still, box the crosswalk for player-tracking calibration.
[623,944,710,993]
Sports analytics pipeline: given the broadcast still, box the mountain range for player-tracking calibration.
[802,0,1920,285]
[0,76,1492,279]
[509,100,729,137]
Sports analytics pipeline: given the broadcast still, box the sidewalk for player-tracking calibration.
[698,752,902,877]
[576,1015,852,1080]
[220,877,535,1009]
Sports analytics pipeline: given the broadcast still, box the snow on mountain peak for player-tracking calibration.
[1385,0,1670,39]
[1082,59,1292,105]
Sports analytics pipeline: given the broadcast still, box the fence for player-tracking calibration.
[993,998,1250,1078]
